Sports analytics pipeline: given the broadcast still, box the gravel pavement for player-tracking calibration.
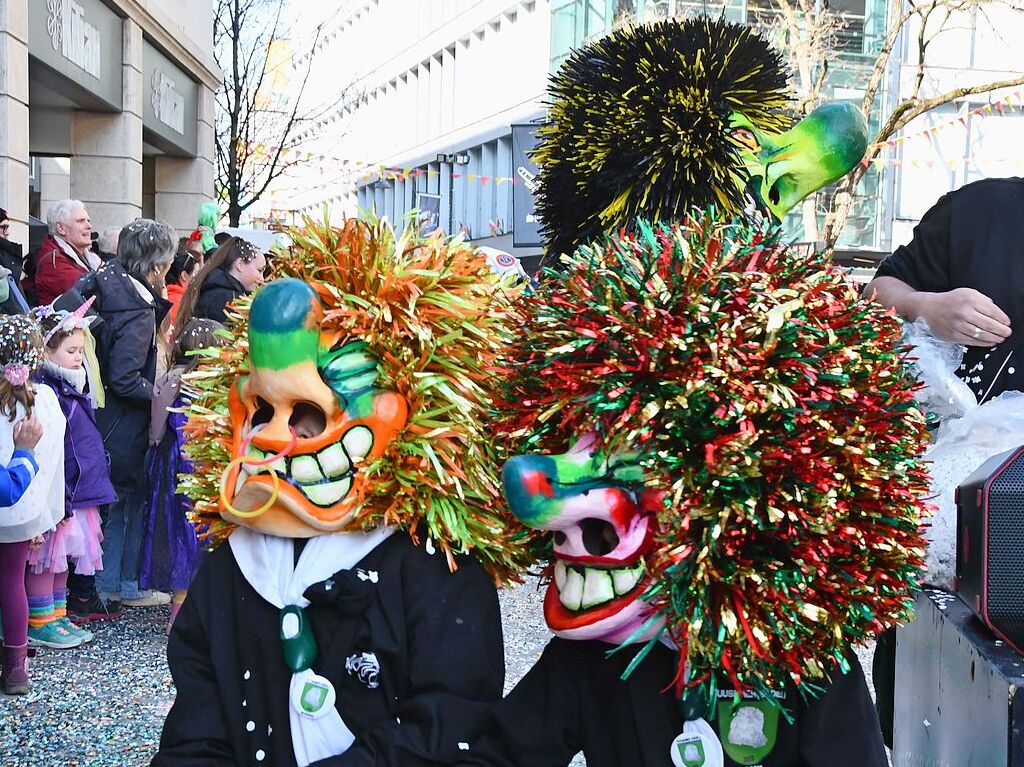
[0,577,884,767]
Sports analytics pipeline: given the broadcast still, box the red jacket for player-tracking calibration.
[28,234,91,306]
[167,282,186,322]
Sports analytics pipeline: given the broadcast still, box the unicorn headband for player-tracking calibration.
[34,296,97,346]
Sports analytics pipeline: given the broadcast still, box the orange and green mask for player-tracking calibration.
[180,217,536,581]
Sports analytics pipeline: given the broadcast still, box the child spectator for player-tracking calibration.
[28,304,117,649]
[165,249,199,324]
[139,319,225,630]
[0,314,65,694]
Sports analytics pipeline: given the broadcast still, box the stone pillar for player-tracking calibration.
[0,0,30,244]
[70,17,143,231]
[154,83,216,235]
[39,157,71,219]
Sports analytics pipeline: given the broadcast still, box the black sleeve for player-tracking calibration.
[797,652,888,767]
[457,641,584,767]
[194,289,231,324]
[873,190,954,292]
[152,574,236,766]
[315,552,506,767]
[104,309,155,404]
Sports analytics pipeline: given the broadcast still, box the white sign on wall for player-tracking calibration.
[151,71,185,135]
[46,0,101,79]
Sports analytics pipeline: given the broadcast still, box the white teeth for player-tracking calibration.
[318,443,351,478]
[267,456,287,475]
[299,477,352,507]
[555,561,645,612]
[559,567,584,611]
[342,426,373,462]
[612,566,641,596]
[290,455,324,484]
[581,569,614,609]
[554,560,567,591]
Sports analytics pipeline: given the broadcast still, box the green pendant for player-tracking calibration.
[679,686,709,721]
[279,605,317,673]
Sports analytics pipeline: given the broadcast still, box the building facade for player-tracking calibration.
[256,0,551,260]
[0,0,219,244]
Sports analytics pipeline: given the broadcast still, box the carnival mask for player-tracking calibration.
[223,278,408,537]
[502,435,664,644]
[731,101,868,221]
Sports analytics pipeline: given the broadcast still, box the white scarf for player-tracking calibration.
[54,236,99,272]
[42,360,87,393]
[229,526,393,766]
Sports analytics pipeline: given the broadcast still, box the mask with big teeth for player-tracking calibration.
[224,277,408,537]
[502,435,664,644]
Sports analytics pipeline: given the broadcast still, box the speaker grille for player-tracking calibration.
[987,456,1024,639]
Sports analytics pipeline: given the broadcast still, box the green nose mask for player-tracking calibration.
[735,101,869,219]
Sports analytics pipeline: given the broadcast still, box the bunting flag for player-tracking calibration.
[242,143,522,186]
[867,89,1022,152]
[244,87,1024,184]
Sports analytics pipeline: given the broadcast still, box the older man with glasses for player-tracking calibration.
[26,199,101,307]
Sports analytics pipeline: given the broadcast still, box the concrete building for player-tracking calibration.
[0,0,219,245]
[256,0,551,260]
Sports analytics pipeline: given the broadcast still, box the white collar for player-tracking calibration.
[127,275,155,305]
[54,236,92,271]
[229,526,393,766]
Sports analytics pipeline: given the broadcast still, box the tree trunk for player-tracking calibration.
[801,196,819,243]
[822,171,860,247]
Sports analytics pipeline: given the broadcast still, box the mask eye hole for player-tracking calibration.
[731,128,760,151]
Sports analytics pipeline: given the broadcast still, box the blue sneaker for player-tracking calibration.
[28,621,82,649]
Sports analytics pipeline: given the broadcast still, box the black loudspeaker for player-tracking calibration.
[955,445,1024,655]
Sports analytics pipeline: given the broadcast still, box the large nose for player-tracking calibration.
[244,278,337,443]
[502,454,563,530]
[760,101,868,218]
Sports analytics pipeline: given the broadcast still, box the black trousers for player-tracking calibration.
[872,626,896,748]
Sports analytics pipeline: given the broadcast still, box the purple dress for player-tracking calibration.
[139,391,203,591]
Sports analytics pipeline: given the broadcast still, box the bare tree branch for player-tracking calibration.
[214,0,353,225]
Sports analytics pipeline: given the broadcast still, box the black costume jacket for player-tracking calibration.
[460,638,887,767]
[153,532,504,767]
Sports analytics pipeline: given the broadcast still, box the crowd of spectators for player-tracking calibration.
[0,199,265,693]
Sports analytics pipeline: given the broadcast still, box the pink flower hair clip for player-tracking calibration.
[4,363,29,386]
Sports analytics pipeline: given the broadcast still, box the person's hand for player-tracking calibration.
[13,414,43,451]
[28,534,45,551]
[915,288,1012,346]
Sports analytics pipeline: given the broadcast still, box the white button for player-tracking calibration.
[281,613,300,638]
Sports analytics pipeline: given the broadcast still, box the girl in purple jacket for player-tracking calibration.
[28,307,116,649]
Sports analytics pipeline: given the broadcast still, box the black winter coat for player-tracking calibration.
[194,267,245,324]
[459,639,887,767]
[76,261,171,489]
[154,532,504,767]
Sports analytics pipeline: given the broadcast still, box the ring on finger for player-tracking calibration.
[972,327,982,339]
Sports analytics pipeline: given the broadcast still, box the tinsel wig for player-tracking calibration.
[495,211,932,702]
[180,216,535,582]
[535,17,789,260]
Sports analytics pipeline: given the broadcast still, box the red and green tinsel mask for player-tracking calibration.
[495,212,932,706]
[180,217,536,581]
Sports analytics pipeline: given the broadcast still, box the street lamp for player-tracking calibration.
[436,152,470,234]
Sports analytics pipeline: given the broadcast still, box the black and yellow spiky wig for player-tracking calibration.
[535,17,789,260]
